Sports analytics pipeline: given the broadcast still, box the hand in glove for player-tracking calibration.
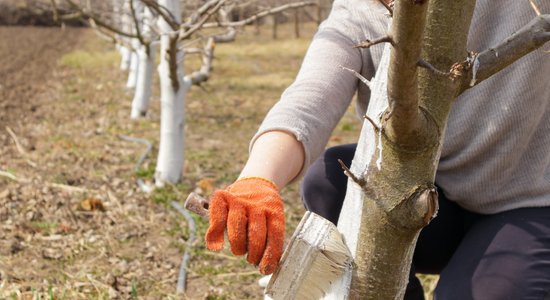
[205,177,285,275]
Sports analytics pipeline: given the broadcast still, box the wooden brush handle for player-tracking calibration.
[184,192,210,220]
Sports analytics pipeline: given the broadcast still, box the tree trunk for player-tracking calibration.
[119,45,132,71]
[119,0,132,71]
[154,0,190,185]
[126,39,140,89]
[131,7,156,118]
[324,0,477,298]
[131,43,155,118]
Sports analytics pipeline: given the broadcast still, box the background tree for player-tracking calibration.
[51,0,315,186]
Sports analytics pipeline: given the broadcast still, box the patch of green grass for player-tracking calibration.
[131,280,139,299]
[31,221,58,233]
[136,163,156,178]
[59,50,118,69]
[206,295,227,300]
[340,122,355,131]
[48,285,54,300]
[151,183,191,206]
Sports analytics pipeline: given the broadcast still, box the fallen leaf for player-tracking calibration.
[197,178,215,194]
[42,248,63,260]
[0,189,9,199]
[330,135,343,142]
[57,223,73,233]
[80,197,105,211]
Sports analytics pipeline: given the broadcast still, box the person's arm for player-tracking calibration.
[238,130,305,190]
[204,0,389,275]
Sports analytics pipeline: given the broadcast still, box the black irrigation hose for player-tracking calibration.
[117,134,153,192]
[171,201,197,294]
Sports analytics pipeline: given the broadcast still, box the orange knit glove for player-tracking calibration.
[205,177,285,275]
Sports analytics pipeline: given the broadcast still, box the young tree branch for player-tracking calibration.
[185,8,237,85]
[385,0,430,149]
[460,14,550,92]
[529,0,542,16]
[129,0,146,46]
[141,0,180,30]
[201,1,317,28]
[63,0,137,39]
[179,0,227,41]
[184,0,225,27]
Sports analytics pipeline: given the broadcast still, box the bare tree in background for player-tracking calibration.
[51,0,316,186]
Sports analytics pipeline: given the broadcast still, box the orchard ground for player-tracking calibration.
[0,24,437,299]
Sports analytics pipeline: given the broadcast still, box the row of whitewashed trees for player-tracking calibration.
[52,0,315,186]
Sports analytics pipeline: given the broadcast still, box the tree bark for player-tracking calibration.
[131,7,156,118]
[325,0,477,298]
[154,0,191,185]
[131,43,155,118]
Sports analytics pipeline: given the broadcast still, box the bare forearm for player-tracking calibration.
[239,130,305,190]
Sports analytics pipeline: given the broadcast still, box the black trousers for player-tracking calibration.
[301,144,550,300]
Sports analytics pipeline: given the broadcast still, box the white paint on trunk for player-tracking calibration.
[322,43,392,299]
[131,45,155,118]
[131,8,156,118]
[154,0,189,185]
[119,0,132,71]
[126,41,140,89]
[119,46,132,71]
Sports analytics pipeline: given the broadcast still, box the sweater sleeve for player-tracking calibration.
[250,0,380,179]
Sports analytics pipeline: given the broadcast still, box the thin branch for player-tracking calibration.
[6,127,37,168]
[88,18,120,44]
[377,0,394,16]
[0,170,25,183]
[461,14,550,91]
[64,0,137,39]
[529,0,542,16]
[354,36,394,49]
[179,0,227,41]
[183,0,224,27]
[341,66,371,88]
[141,0,180,30]
[416,59,450,77]
[337,159,366,187]
[183,47,203,54]
[129,0,146,46]
[185,38,215,84]
[364,115,382,132]
[201,1,317,28]
[0,170,90,193]
[6,127,27,156]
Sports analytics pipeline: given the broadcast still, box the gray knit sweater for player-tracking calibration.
[251,0,550,214]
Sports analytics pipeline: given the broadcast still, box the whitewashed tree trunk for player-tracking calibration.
[321,43,392,300]
[155,0,191,185]
[126,41,140,87]
[131,7,156,118]
[119,0,132,71]
[126,0,143,89]
[119,46,132,71]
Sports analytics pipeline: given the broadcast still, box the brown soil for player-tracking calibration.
[0,26,233,299]
[0,24,322,299]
